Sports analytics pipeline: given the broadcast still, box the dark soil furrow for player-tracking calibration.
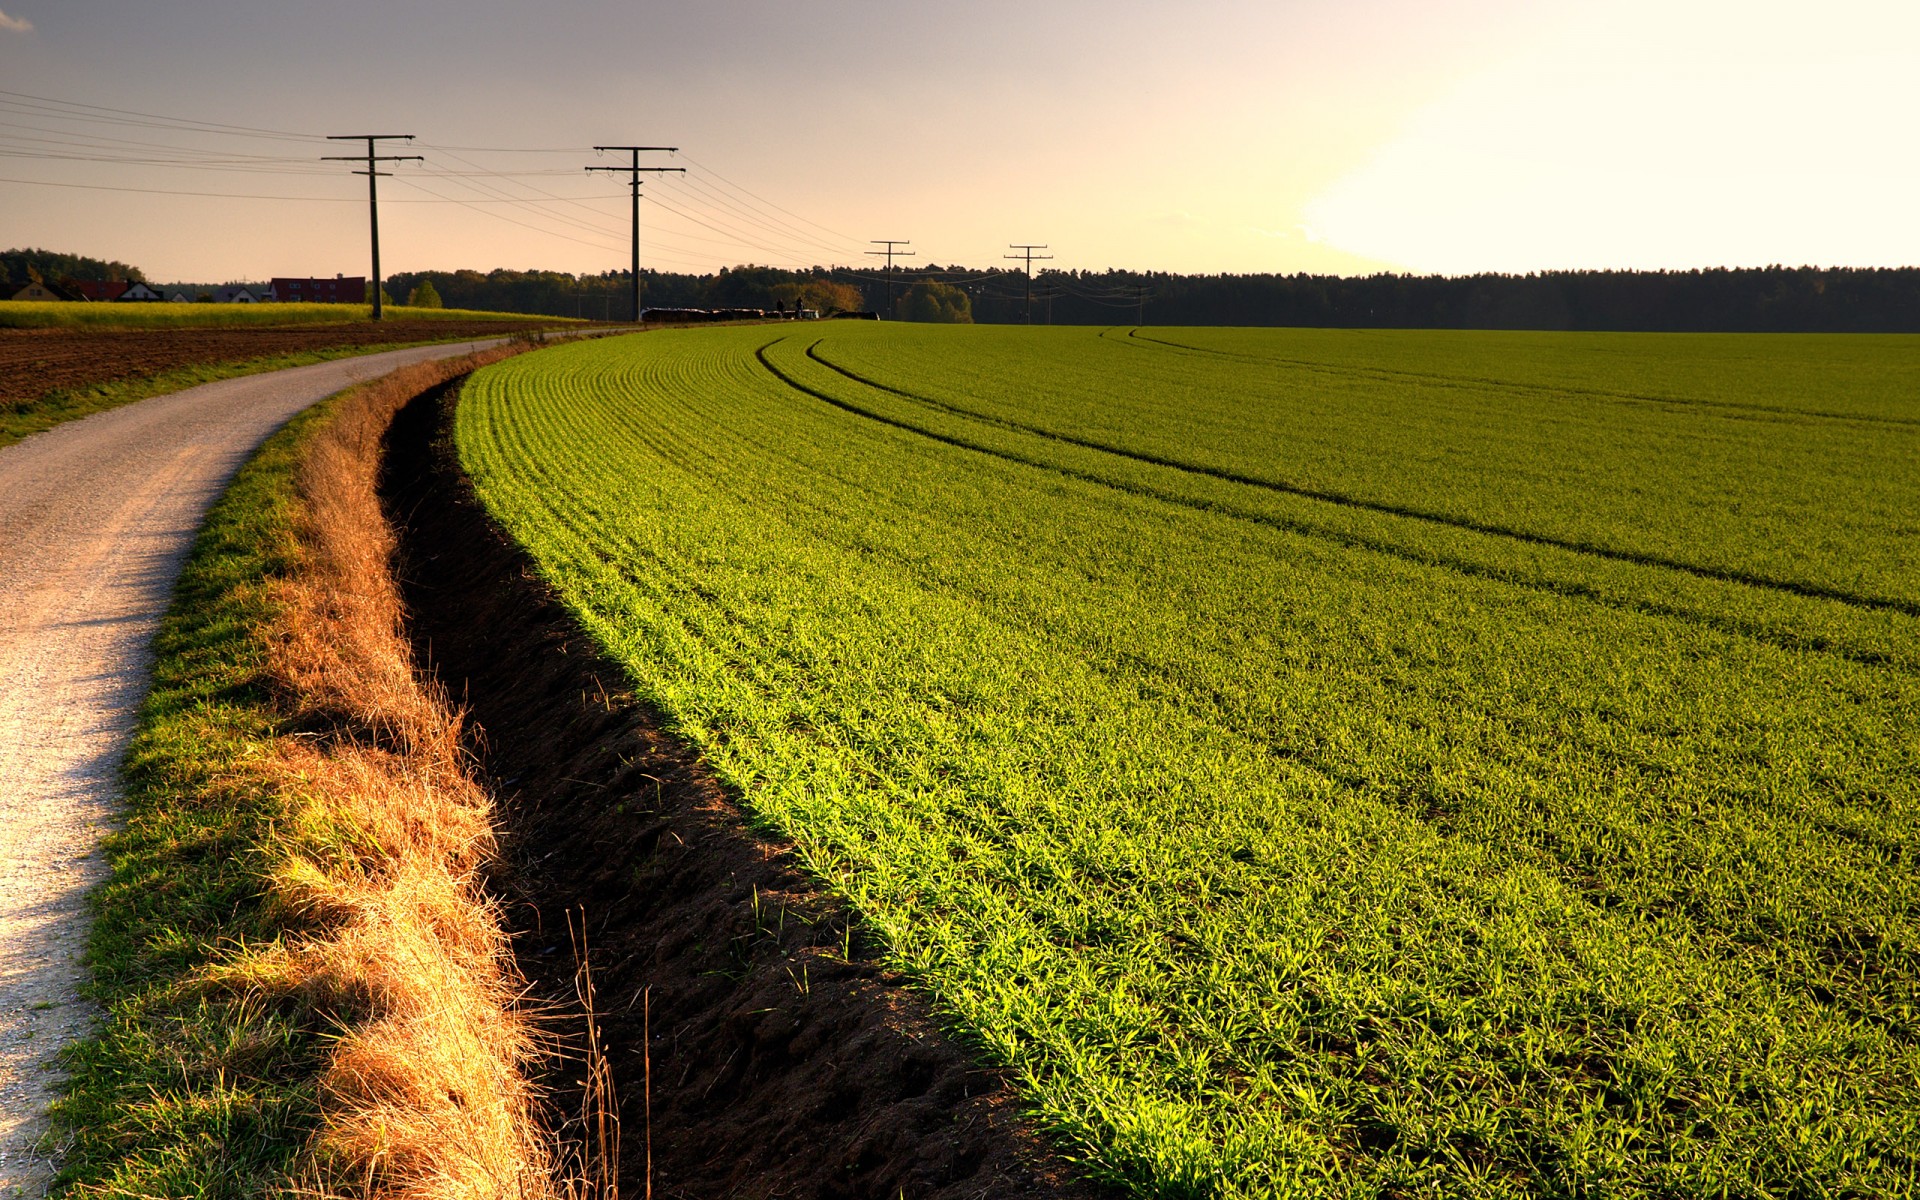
[377,380,1104,1200]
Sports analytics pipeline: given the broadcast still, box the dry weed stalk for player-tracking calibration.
[200,349,605,1200]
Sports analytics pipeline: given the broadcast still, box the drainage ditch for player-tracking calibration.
[377,379,1106,1199]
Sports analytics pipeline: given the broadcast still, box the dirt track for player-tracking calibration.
[0,340,523,1197]
[0,319,563,408]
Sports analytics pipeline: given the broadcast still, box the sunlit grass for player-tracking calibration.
[458,323,1920,1198]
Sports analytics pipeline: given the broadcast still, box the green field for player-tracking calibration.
[456,324,1919,1197]
[0,300,562,329]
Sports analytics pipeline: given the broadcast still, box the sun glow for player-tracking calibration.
[1305,0,1920,273]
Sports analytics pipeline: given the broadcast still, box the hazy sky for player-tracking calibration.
[1,1,1915,281]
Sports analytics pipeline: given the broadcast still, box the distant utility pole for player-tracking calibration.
[1137,283,1147,326]
[586,146,683,323]
[866,240,914,318]
[323,134,422,321]
[1004,243,1053,325]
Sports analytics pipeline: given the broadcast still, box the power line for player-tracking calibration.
[416,149,632,243]
[0,86,916,279]
[1004,243,1054,325]
[643,188,836,268]
[586,146,683,321]
[390,175,625,253]
[0,175,355,201]
[0,89,322,143]
[323,134,422,320]
[866,240,915,317]
[673,171,859,261]
[674,152,863,248]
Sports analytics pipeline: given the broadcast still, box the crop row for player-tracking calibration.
[457,325,1918,1197]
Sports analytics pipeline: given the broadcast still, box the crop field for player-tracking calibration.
[456,324,1919,1196]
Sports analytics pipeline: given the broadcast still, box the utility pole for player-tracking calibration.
[586,146,683,323]
[1137,282,1147,326]
[1004,244,1053,325]
[866,240,914,318]
[323,135,421,321]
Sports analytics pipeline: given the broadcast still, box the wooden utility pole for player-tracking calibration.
[323,134,421,321]
[866,240,915,318]
[587,146,683,322]
[1004,244,1053,325]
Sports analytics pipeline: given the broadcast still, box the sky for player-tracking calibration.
[0,0,1915,282]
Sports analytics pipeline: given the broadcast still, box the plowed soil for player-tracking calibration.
[0,320,564,408]
[380,381,1110,1200]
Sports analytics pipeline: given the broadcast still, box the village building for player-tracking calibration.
[63,280,165,302]
[7,279,83,301]
[68,280,129,302]
[266,275,367,304]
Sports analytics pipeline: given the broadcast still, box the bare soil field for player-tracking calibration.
[0,320,566,409]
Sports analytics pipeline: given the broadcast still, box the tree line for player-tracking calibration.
[383,263,1920,331]
[3,247,146,285]
[12,246,1919,331]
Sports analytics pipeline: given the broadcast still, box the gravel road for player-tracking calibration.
[0,340,513,1196]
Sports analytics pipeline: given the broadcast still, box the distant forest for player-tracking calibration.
[385,263,1920,332]
[3,247,147,284]
[10,247,1918,330]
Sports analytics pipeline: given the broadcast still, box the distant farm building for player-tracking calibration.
[66,280,165,302]
[213,285,259,304]
[7,280,76,301]
[68,280,128,302]
[267,275,367,304]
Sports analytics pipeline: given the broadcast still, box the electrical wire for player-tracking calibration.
[674,151,862,246]
[0,88,893,274]
[670,170,864,260]
[0,90,322,143]
[0,175,355,201]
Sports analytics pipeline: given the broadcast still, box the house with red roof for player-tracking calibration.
[266,275,366,304]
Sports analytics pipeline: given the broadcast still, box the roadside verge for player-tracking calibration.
[53,348,554,1199]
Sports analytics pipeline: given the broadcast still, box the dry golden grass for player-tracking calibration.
[203,349,571,1200]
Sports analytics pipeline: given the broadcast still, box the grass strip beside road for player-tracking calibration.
[52,351,552,1200]
[51,390,327,1194]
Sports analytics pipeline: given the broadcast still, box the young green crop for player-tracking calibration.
[458,324,1919,1198]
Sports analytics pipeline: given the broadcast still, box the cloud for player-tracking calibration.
[0,9,32,33]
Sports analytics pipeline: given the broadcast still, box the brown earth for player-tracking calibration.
[0,321,571,408]
[379,380,1113,1200]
